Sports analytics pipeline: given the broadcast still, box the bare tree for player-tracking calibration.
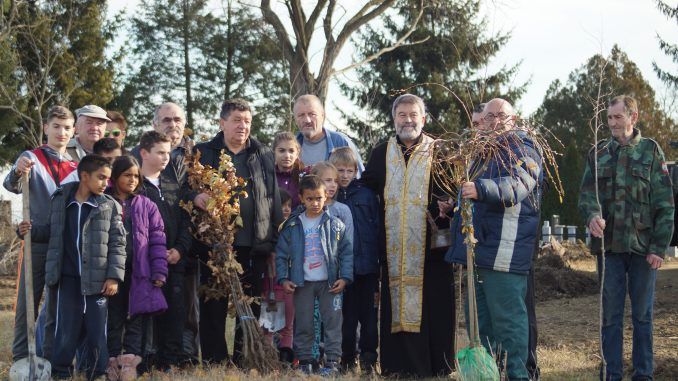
[260,0,425,101]
[0,2,77,151]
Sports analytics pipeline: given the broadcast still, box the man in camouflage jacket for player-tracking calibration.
[578,95,674,381]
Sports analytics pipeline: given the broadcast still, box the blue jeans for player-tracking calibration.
[598,253,656,381]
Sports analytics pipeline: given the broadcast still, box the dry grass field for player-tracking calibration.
[0,259,675,380]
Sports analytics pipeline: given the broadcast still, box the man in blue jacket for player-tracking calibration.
[293,94,364,175]
[446,98,543,381]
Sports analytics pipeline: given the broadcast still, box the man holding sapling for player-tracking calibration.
[578,95,674,381]
[447,98,543,381]
[191,98,282,366]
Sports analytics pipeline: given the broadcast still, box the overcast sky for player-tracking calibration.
[105,0,676,119]
[1,0,675,221]
[483,0,676,115]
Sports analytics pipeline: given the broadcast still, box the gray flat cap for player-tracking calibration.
[75,104,111,121]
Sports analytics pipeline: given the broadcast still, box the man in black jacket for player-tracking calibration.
[191,98,282,365]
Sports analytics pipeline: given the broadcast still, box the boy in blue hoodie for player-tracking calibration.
[330,147,381,374]
[275,174,353,375]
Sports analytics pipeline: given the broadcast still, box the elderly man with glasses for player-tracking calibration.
[446,98,544,381]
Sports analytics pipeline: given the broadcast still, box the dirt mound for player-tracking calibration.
[534,239,598,302]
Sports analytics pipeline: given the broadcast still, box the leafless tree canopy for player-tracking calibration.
[260,0,425,101]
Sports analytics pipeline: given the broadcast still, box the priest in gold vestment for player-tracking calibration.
[361,94,455,377]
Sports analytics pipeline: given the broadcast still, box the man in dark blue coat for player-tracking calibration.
[447,98,543,381]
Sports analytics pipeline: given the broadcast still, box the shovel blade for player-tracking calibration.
[9,357,51,381]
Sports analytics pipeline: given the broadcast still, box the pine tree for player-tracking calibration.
[0,0,116,164]
[341,0,525,151]
[535,45,677,227]
[653,0,677,88]
[114,0,288,144]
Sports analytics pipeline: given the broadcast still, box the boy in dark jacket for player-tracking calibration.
[19,155,126,379]
[137,131,193,369]
[276,175,353,375]
[330,147,381,373]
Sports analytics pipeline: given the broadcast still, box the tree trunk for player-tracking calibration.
[182,0,193,129]
[224,0,233,100]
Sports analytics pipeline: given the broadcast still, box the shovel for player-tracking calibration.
[9,173,51,381]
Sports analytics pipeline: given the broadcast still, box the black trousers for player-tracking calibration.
[52,276,108,380]
[380,249,455,378]
[107,273,144,356]
[155,264,186,366]
[341,273,379,362]
[198,246,265,365]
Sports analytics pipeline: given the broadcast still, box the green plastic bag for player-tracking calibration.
[456,346,500,381]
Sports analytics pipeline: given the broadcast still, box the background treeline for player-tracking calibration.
[0,0,676,229]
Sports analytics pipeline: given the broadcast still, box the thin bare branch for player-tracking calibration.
[323,0,335,45]
[260,0,294,63]
[305,0,328,37]
[289,0,308,51]
[334,0,396,48]
[333,2,428,77]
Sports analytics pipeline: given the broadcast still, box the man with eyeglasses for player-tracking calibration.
[447,98,543,381]
[67,104,111,162]
[106,111,127,148]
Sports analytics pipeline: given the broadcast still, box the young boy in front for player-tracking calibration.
[276,175,353,375]
[19,154,126,379]
[138,131,192,369]
[330,147,381,374]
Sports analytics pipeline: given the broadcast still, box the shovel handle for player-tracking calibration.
[21,173,39,378]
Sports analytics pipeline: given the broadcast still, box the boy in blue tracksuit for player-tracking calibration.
[276,174,353,375]
[19,155,126,379]
[330,147,380,373]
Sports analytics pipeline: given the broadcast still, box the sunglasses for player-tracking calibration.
[107,129,123,137]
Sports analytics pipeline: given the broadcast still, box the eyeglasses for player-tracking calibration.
[107,129,122,137]
[482,113,511,122]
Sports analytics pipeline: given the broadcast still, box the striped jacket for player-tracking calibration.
[445,132,543,274]
[3,146,78,224]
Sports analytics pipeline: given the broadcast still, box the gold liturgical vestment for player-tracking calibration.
[384,135,434,333]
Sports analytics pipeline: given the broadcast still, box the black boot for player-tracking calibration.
[278,347,294,364]
[360,351,378,375]
[340,356,357,374]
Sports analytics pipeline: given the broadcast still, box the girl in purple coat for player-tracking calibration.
[106,155,168,381]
